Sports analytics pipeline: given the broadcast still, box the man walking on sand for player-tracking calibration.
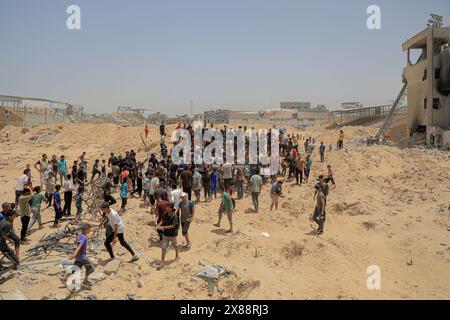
[99,202,140,262]
[234,164,245,200]
[338,130,344,149]
[304,154,312,183]
[295,154,305,185]
[176,193,195,250]
[34,154,48,187]
[319,141,326,163]
[270,180,283,211]
[57,155,67,186]
[312,183,326,235]
[157,202,179,270]
[249,168,262,213]
[214,185,234,233]
[179,166,193,201]
[0,210,21,268]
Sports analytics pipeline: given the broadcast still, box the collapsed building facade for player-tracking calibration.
[403,22,450,145]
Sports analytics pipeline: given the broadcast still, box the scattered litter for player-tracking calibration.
[261,232,270,238]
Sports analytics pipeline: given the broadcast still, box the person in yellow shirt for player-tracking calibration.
[338,130,344,149]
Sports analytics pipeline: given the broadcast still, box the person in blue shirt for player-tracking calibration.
[210,169,219,199]
[270,181,283,211]
[0,202,12,221]
[120,177,129,213]
[53,185,63,227]
[57,155,67,186]
[63,224,95,288]
[304,155,312,183]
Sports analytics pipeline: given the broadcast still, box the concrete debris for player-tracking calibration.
[126,292,136,300]
[196,264,235,296]
[89,272,107,283]
[87,294,98,300]
[1,290,29,300]
[104,259,123,275]
[54,293,68,300]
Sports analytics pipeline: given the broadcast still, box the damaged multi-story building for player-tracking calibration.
[402,17,450,145]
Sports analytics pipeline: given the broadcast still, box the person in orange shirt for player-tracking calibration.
[144,124,149,139]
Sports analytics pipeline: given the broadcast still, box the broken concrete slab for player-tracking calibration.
[54,293,69,300]
[126,292,136,300]
[104,259,123,275]
[89,272,107,283]
[1,290,29,300]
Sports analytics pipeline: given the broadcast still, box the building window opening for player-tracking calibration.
[435,68,441,79]
[433,98,441,109]
[422,69,427,81]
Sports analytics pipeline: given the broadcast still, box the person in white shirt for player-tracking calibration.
[63,174,75,216]
[170,189,183,208]
[34,154,48,187]
[15,169,31,206]
[99,202,139,261]
[149,174,160,211]
[221,163,233,190]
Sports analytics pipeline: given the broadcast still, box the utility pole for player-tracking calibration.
[190,100,193,119]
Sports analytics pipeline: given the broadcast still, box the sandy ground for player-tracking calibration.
[0,122,449,300]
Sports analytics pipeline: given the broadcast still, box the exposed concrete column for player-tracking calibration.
[427,28,434,130]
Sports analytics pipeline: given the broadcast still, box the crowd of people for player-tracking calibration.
[0,122,343,287]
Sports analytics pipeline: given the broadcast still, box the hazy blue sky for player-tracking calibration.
[1,0,449,115]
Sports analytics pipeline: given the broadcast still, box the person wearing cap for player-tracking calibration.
[176,193,195,250]
[99,202,140,261]
[0,210,21,268]
[156,202,179,270]
[270,180,283,211]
